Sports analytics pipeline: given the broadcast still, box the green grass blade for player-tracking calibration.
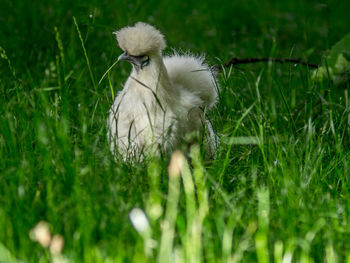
[98,59,120,86]
[73,16,96,88]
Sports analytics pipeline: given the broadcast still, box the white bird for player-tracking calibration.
[107,22,219,160]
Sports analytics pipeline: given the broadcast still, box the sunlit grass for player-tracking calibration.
[0,0,350,262]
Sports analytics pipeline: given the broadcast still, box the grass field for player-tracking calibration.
[1,0,350,262]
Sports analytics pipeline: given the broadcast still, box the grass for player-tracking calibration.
[0,0,350,262]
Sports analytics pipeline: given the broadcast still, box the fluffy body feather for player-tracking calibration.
[107,22,219,159]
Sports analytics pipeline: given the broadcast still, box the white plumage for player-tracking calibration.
[107,22,219,159]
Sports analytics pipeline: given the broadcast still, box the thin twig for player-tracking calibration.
[215,57,319,71]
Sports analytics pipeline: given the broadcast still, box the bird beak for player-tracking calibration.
[118,51,148,72]
[118,52,138,65]
[118,52,129,61]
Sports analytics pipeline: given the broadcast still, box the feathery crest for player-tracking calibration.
[114,22,166,56]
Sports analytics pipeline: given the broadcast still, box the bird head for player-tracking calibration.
[114,22,166,72]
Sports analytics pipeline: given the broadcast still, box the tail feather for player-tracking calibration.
[163,53,218,108]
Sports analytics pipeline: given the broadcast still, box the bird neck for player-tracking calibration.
[130,55,177,103]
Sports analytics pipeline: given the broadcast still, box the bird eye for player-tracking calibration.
[141,56,150,69]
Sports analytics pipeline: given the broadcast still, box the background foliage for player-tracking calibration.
[1,0,350,262]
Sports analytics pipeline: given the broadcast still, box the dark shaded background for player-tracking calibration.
[1,0,350,75]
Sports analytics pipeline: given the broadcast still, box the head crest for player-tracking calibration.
[114,22,166,56]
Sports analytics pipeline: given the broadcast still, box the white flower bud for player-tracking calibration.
[29,221,51,248]
[129,208,150,233]
[50,234,64,255]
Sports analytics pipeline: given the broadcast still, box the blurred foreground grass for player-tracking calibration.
[0,0,350,262]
